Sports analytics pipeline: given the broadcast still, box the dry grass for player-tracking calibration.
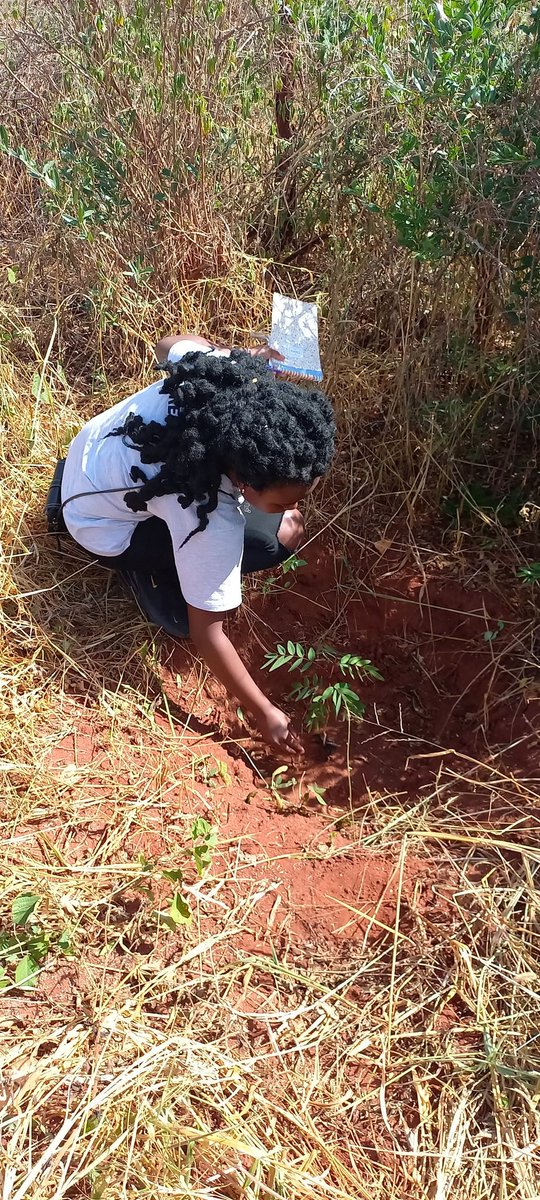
[2,325,540,1198]
[2,2,540,1195]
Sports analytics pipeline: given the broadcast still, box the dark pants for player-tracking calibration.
[95,508,291,579]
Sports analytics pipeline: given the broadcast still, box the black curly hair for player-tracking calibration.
[108,350,336,546]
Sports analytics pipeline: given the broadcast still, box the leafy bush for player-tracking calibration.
[1,0,539,505]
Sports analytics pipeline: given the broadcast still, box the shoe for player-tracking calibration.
[119,569,189,639]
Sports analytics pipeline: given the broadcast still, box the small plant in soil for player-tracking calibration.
[193,755,231,787]
[136,818,219,933]
[483,619,505,642]
[281,553,308,575]
[269,764,298,809]
[269,766,327,809]
[190,817,218,876]
[0,893,74,990]
[260,553,308,594]
[517,562,540,584]
[263,641,382,731]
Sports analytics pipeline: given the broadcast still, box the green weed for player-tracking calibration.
[133,819,218,932]
[518,562,540,583]
[269,765,327,810]
[269,764,298,808]
[0,893,74,990]
[191,818,218,877]
[260,554,308,595]
[483,620,505,642]
[193,755,232,788]
[281,554,308,574]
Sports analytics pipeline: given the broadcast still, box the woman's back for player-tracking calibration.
[61,369,246,613]
[62,380,179,553]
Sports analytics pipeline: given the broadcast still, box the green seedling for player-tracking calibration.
[518,562,540,584]
[137,818,218,932]
[150,874,193,931]
[483,620,505,642]
[261,554,308,594]
[268,766,327,809]
[270,764,298,807]
[0,893,74,990]
[281,554,308,574]
[193,755,231,787]
[263,642,382,731]
[307,782,327,805]
[191,817,218,876]
[167,892,192,927]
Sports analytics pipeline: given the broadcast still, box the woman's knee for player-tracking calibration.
[278,507,306,552]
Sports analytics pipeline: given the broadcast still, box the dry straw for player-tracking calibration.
[1,3,539,1196]
[2,275,539,1200]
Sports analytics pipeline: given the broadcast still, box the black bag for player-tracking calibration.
[46,459,67,534]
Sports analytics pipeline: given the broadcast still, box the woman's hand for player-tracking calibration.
[254,704,302,753]
[248,344,285,363]
[154,334,285,366]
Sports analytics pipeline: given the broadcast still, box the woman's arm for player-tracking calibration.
[187,606,301,752]
[154,334,216,364]
[154,334,284,365]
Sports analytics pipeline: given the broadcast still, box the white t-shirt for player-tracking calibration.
[61,341,245,612]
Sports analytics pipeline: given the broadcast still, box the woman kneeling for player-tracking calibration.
[60,336,336,751]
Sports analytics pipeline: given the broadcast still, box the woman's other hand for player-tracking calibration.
[248,344,285,363]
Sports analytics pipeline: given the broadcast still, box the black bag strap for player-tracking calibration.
[46,457,144,538]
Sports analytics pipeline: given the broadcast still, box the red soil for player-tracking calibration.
[35,539,538,959]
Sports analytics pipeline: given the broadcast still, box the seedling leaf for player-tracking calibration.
[15,955,39,987]
[169,893,192,925]
[12,893,40,926]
